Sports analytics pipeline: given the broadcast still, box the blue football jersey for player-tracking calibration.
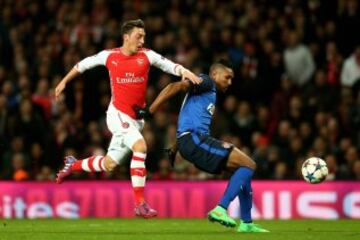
[177,73,216,136]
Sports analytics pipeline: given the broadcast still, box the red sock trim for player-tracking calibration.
[88,156,96,172]
[130,168,146,177]
[132,155,145,162]
[134,187,144,205]
[99,157,105,171]
[71,160,82,171]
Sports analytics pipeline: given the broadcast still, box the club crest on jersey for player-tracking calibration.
[137,58,144,65]
[207,103,215,115]
[118,113,129,128]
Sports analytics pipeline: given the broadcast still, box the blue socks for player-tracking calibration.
[219,167,254,223]
[238,176,253,223]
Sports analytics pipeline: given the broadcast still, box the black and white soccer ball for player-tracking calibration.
[301,157,328,184]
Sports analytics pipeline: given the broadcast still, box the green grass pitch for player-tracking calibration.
[0,219,359,240]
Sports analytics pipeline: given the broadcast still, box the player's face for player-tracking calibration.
[124,27,145,54]
[214,67,234,92]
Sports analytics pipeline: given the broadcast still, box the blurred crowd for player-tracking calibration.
[1,0,360,181]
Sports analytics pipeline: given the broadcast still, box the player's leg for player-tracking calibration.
[57,105,124,183]
[56,154,112,183]
[208,148,251,228]
[218,147,256,211]
[223,147,269,232]
[129,138,147,206]
[225,147,256,171]
[121,122,157,218]
[203,140,267,232]
[130,138,157,218]
[56,135,126,184]
[176,133,237,227]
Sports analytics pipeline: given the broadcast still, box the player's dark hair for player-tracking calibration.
[121,19,145,36]
[210,59,234,73]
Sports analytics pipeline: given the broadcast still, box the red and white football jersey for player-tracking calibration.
[75,48,182,118]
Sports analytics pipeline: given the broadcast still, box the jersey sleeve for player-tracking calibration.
[75,50,110,73]
[193,75,213,93]
[145,50,183,76]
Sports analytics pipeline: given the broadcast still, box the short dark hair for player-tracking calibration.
[121,19,145,36]
[210,59,234,73]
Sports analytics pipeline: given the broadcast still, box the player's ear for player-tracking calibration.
[210,69,217,80]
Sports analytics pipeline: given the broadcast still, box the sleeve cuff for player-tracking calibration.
[174,64,185,76]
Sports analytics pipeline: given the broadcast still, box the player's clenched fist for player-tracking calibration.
[133,105,152,119]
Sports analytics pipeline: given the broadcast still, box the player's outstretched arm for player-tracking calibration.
[146,50,202,84]
[133,81,191,119]
[149,81,192,114]
[55,67,81,100]
[55,50,109,101]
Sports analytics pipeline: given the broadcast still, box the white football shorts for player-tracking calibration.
[105,103,145,164]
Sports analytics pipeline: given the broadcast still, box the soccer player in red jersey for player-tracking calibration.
[54,19,201,218]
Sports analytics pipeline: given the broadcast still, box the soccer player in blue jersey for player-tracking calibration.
[134,60,269,232]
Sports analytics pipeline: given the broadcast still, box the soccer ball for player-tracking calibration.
[301,157,328,184]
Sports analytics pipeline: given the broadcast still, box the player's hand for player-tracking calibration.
[55,81,66,101]
[164,147,177,167]
[133,105,152,119]
[181,68,202,84]
[164,148,176,167]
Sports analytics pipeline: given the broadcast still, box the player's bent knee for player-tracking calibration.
[235,160,256,171]
[249,160,257,170]
[104,156,118,171]
[132,139,147,153]
[241,156,257,170]
[227,147,257,171]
